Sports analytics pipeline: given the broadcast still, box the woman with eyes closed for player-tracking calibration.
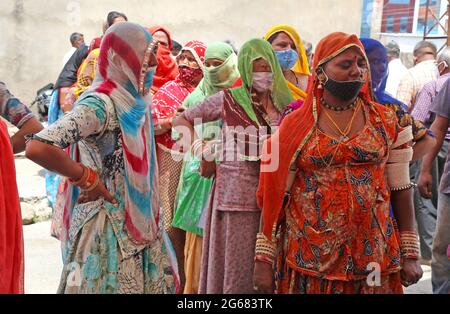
[255,32,423,294]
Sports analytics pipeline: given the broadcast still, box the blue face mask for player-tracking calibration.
[275,49,298,71]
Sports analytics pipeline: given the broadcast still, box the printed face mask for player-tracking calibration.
[275,49,298,70]
[179,66,203,85]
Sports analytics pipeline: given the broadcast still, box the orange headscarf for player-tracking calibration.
[257,32,377,240]
[148,26,179,93]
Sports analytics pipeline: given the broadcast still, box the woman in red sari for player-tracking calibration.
[152,40,206,289]
[255,32,423,294]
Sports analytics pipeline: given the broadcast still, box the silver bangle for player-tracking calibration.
[390,182,417,192]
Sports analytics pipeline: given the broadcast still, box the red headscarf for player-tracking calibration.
[0,119,24,294]
[148,26,179,93]
[257,32,379,240]
[152,40,207,148]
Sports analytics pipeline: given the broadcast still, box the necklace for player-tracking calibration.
[322,99,361,142]
[315,128,342,168]
[321,97,358,112]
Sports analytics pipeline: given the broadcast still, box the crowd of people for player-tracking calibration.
[0,10,449,294]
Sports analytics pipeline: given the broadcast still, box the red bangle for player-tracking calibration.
[69,164,99,191]
[82,167,99,191]
[255,254,275,266]
[69,164,88,186]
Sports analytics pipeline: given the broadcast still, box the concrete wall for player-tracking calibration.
[0,0,363,103]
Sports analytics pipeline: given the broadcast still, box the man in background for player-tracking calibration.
[385,40,407,97]
[412,48,450,265]
[62,32,84,66]
[397,41,438,111]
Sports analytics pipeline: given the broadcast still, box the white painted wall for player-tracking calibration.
[0,0,363,102]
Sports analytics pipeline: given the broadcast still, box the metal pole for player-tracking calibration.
[447,0,450,46]
[424,0,430,39]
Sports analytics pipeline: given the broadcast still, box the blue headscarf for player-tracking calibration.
[360,38,408,111]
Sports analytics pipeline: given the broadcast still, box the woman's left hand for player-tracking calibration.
[400,259,423,287]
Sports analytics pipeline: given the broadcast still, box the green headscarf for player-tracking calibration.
[183,42,240,108]
[230,38,294,125]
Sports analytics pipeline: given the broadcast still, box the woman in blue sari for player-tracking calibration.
[360,38,435,160]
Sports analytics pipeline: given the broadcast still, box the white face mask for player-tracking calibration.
[252,72,274,92]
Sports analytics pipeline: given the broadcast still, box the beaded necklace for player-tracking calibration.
[320,97,358,112]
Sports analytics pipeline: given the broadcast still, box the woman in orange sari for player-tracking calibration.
[254,32,423,294]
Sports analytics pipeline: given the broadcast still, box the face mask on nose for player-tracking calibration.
[275,49,298,71]
[252,72,274,92]
[179,66,203,85]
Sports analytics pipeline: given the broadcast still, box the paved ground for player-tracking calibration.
[22,221,433,294]
[23,221,62,294]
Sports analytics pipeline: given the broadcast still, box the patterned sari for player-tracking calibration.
[33,22,179,294]
[257,32,406,294]
[152,40,206,232]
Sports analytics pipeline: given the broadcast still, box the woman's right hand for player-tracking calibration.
[77,180,118,205]
[253,260,275,294]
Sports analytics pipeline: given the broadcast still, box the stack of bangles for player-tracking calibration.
[254,233,277,267]
[400,231,420,261]
[69,163,100,192]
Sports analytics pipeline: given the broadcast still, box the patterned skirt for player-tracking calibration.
[277,268,403,294]
[157,144,183,232]
[58,205,176,294]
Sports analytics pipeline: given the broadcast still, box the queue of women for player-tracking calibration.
[0,19,428,294]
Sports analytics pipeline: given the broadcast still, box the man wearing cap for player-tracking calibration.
[385,41,408,97]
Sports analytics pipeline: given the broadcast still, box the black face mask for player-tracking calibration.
[323,76,365,102]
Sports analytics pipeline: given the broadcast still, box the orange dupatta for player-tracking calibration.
[257,32,378,240]
[148,26,179,94]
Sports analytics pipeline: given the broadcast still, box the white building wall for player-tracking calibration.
[0,0,363,102]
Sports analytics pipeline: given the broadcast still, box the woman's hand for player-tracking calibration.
[61,88,76,113]
[253,261,275,294]
[175,106,186,116]
[77,180,118,205]
[199,160,216,178]
[401,259,423,287]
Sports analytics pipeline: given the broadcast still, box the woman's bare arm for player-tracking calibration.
[11,117,43,154]
[26,139,84,179]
